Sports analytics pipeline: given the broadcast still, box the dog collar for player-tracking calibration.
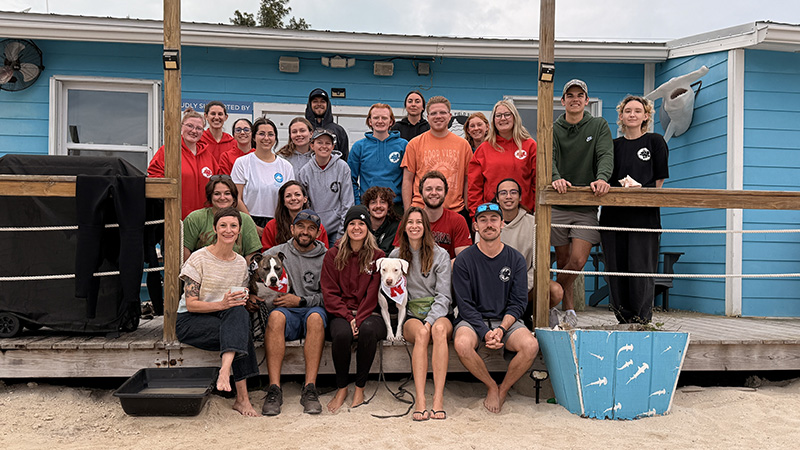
[380,275,407,305]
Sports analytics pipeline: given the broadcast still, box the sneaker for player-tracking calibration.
[564,310,578,328]
[262,384,283,416]
[549,307,561,328]
[300,383,322,414]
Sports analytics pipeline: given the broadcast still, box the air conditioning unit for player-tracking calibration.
[279,56,299,73]
[373,61,394,77]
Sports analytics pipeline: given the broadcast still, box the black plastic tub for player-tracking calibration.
[114,367,219,416]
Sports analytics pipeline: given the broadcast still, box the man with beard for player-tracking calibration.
[452,202,539,414]
[361,186,400,255]
[394,170,471,261]
[305,88,350,161]
[253,210,327,416]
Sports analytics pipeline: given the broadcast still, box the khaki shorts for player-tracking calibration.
[550,208,600,246]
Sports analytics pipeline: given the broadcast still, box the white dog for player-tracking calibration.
[376,257,409,342]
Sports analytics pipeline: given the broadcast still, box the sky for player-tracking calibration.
[2,0,800,41]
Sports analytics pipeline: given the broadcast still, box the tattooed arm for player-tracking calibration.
[183,276,248,313]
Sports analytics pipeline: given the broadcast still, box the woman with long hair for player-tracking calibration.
[218,118,254,175]
[276,117,315,175]
[147,108,218,219]
[231,117,294,236]
[389,206,453,421]
[600,95,669,324]
[464,112,489,151]
[392,90,429,142]
[467,99,537,216]
[183,176,261,264]
[260,180,330,251]
[176,207,259,416]
[321,205,386,413]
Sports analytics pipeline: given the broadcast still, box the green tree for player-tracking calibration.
[230,10,256,27]
[230,0,310,30]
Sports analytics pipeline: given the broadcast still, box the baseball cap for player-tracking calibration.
[311,128,337,143]
[293,209,321,227]
[474,202,502,221]
[562,79,588,97]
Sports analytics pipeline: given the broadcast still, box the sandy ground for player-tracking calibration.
[1,376,798,449]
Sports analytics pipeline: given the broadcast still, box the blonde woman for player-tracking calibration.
[467,100,537,215]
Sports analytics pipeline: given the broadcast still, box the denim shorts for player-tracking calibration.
[270,306,327,341]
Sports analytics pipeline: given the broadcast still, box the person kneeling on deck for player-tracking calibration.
[177,207,259,417]
[251,209,328,416]
[453,202,539,413]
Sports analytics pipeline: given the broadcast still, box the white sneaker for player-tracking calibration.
[549,307,560,328]
[564,310,578,328]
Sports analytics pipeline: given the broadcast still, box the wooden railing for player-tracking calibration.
[533,186,800,327]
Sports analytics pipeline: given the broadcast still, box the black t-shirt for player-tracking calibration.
[599,133,669,228]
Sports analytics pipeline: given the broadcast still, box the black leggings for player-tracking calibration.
[329,315,386,389]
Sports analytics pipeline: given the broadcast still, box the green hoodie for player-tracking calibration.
[552,111,614,212]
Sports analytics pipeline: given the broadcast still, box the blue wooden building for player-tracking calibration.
[1,12,799,318]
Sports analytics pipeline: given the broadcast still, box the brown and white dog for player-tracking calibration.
[249,252,292,339]
[376,257,409,342]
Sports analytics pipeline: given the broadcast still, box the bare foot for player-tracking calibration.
[498,385,511,410]
[432,392,444,414]
[484,386,501,413]
[351,386,365,408]
[327,387,348,413]
[233,399,259,417]
[216,367,232,392]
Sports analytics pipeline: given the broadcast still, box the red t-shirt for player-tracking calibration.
[218,146,254,175]
[468,136,537,215]
[393,208,472,258]
[261,219,330,252]
[200,129,236,162]
[147,139,218,219]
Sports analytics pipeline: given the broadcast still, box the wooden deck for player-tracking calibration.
[1,307,799,378]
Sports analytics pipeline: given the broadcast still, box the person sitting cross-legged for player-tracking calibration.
[252,209,328,416]
[452,202,540,414]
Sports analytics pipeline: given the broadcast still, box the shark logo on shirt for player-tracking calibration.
[274,172,284,183]
[388,151,401,164]
[499,266,511,282]
[330,181,340,193]
[637,148,651,161]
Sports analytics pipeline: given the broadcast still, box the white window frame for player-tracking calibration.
[49,75,161,161]
[252,102,373,150]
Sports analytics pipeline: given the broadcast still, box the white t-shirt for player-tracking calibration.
[231,152,295,218]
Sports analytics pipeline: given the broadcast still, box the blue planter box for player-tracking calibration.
[536,328,690,420]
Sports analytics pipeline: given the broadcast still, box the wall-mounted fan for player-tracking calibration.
[0,39,45,92]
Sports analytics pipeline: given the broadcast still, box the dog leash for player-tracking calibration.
[351,342,415,418]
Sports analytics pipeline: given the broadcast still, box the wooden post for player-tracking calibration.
[535,0,555,328]
[162,0,181,343]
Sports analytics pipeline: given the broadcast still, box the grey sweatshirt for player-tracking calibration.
[389,245,452,325]
[268,238,327,308]
[296,153,354,243]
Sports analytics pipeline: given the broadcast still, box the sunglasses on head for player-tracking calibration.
[209,174,232,182]
[295,211,320,224]
[476,203,501,214]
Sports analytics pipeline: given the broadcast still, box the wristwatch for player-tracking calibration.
[299,297,307,307]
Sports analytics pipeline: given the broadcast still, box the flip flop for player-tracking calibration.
[412,410,429,421]
[430,410,447,420]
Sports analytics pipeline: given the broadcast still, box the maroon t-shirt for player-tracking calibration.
[393,208,472,258]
